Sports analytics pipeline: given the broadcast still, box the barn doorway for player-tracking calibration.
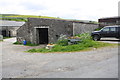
[38,28,48,44]
[8,31,11,37]
[2,30,7,37]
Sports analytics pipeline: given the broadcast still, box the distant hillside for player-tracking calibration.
[0,14,18,17]
[0,14,98,24]
[0,14,62,22]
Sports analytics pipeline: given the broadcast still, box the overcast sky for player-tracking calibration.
[0,0,119,21]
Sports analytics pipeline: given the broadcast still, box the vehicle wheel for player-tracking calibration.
[116,37,120,40]
[118,38,120,40]
[93,35,100,41]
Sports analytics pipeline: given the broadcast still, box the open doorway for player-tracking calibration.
[2,30,7,37]
[38,28,48,44]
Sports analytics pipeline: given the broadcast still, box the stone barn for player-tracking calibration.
[98,17,120,27]
[17,18,98,44]
[0,20,25,37]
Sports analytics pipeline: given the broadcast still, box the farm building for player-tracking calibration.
[98,16,120,27]
[0,20,25,37]
[17,18,98,44]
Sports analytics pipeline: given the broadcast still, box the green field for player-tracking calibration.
[0,14,62,22]
[0,14,98,24]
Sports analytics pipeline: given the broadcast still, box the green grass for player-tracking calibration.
[3,37,12,39]
[0,40,3,42]
[57,39,68,46]
[94,27,103,31]
[118,44,120,46]
[13,41,22,45]
[1,14,98,24]
[27,39,115,53]
[0,14,61,22]
[75,33,92,40]
[25,42,39,46]
[27,33,116,53]
[5,15,61,19]
[13,41,39,46]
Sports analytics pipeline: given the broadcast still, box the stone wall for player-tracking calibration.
[73,22,98,35]
[17,18,73,44]
[0,26,19,37]
[8,27,19,37]
[17,22,31,43]
[0,35,3,41]
[17,18,98,44]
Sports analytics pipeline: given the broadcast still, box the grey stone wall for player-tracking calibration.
[73,22,98,35]
[17,22,31,43]
[17,18,73,44]
[0,35,3,40]
[17,18,98,44]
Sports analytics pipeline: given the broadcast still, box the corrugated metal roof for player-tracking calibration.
[0,20,25,26]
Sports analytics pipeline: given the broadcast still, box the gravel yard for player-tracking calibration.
[1,38,118,78]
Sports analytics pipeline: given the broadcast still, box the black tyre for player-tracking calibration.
[93,35,100,41]
[116,37,120,39]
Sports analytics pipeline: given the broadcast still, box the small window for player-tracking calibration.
[110,27,116,31]
[116,27,120,32]
[102,27,109,31]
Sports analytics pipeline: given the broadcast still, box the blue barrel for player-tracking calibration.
[23,40,27,45]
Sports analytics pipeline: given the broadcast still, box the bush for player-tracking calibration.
[57,39,68,46]
[58,34,67,40]
[94,27,103,31]
[75,33,92,40]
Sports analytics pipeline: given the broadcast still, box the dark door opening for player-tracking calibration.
[38,28,48,44]
[8,31,11,37]
[2,30,7,37]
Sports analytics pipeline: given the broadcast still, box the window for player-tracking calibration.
[110,27,116,31]
[102,27,109,31]
[116,27,120,32]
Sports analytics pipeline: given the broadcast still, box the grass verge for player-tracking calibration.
[118,44,120,46]
[27,40,116,53]
[0,40,3,42]
[3,37,12,39]
[13,41,39,46]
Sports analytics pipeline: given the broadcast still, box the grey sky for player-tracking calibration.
[0,0,119,21]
